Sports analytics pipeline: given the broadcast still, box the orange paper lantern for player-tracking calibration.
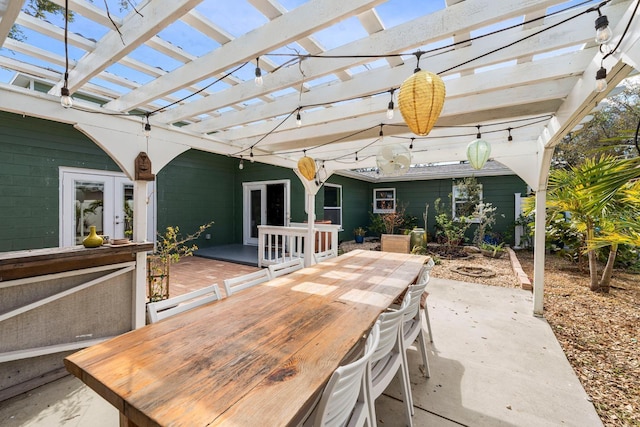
[398,70,445,136]
[297,156,316,181]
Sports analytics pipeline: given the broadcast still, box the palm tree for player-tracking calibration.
[546,156,640,292]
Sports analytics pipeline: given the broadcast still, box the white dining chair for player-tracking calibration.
[303,322,380,427]
[146,284,222,323]
[313,249,337,264]
[268,258,304,278]
[400,282,431,380]
[367,297,414,427]
[417,258,435,343]
[223,269,271,296]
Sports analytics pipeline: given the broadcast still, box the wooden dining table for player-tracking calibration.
[64,249,427,427]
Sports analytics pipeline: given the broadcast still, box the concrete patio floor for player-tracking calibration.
[0,263,601,426]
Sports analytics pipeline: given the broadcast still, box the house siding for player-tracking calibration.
[0,112,120,251]
[0,111,527,251]
[369,175,527,245]
[156,149,237,248]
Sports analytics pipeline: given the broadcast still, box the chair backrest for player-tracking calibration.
[313,249,337,264]
[223,269,271,296]
[268,258,304,278]
[402,282,428,324]
[372,296,410,364]
[416,257,435,285]
[147,284,222,323]
[311,322,380,427]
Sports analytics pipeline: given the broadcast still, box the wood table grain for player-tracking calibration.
[64,250,427,427]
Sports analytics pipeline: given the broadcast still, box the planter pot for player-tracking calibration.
[480,249,505,259]
[354,235,365,244]
[147,256,170,302]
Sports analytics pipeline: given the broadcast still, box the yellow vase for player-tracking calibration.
[83,226,104,248]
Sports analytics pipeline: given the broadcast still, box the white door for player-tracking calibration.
[242,180,290,245]
[60,168,155,247]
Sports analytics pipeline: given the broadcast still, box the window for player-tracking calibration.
[323,184,342,226]
[373,188,396,213]
[452,182,482,222]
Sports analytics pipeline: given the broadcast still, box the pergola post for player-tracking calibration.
[133,181,149,329]
[532,189,546,316]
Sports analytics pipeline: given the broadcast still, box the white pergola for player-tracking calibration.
[1,0,639,316]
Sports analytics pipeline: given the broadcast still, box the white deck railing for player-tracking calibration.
[257,223,340,267]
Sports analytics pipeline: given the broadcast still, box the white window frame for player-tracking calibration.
[373,188,396,213]
[323,183,342,227]
[452,183,482,223]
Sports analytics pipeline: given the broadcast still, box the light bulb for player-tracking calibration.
[386,100,394,120]
[60,86,73,109]
[595,67,607,93]
[296,111,302,127]
[595,15,612,44]
[143,123,151,137]
[238,159,244,170]
[254,67,263,87]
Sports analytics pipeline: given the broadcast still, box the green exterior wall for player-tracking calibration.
[368,175,528,245]
[0,111,120,251]
[155,150,237,248]
[0,111,527,252]
[322,174,370,242]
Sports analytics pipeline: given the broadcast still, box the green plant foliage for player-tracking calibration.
[433,197,470,253]
[353,227,366,236]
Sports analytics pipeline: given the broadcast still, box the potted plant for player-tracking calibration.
[147,221,213,302]
[480,241,505,258]
[353,227,366,243]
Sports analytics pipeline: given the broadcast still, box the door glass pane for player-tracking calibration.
[266,184,285,226]
[250,189,262,238]
[75,181,104,244]
[123,184,134,239]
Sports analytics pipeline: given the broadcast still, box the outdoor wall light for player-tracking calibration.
[467,126,491,170]
[595,11,612,44]
[595,66,608,92]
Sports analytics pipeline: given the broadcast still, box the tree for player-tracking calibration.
[545,156,640,292]
[553,82,640,168]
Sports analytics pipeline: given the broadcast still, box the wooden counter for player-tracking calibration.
[0,243,153,281]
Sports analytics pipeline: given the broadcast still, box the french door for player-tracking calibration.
[60,168,155,247]
[242,180,289,245]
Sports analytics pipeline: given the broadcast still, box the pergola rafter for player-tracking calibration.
[0,0,639,315]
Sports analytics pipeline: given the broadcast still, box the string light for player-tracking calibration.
[379,124,384,142]
[60,77,73,108]
[594,7,613,44]
[250,147,255,162]
[595,66,607,92]
[254,57,263,87]
[507,127,513,142]
[386,89,395,120]
[60,0,72,109]
[239,156,244,170]
[409,137,414,150]
[355,152,359,162]
[296,108,302,127]
[143,115,151,137]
